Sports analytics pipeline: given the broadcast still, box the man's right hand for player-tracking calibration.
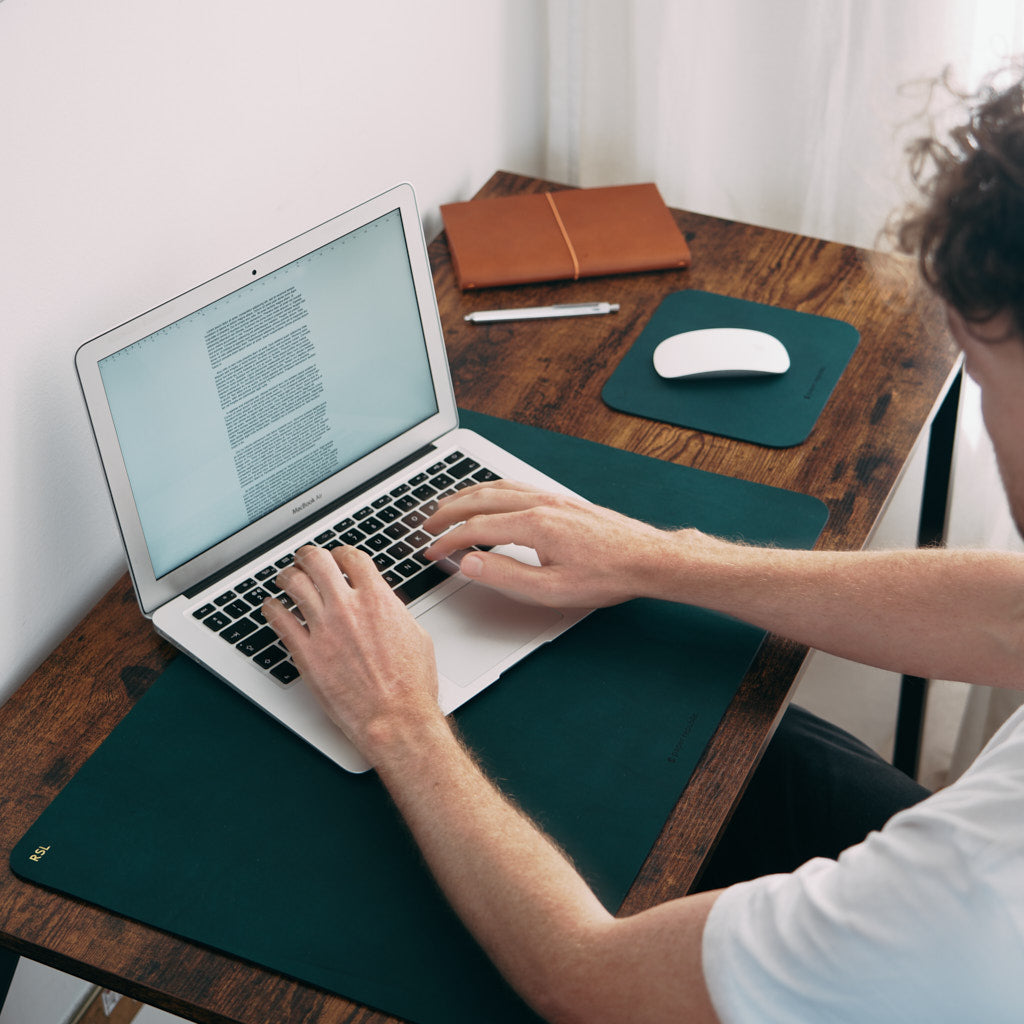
[423,480,675,609]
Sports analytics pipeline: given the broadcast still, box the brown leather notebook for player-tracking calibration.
[440,182,691,289]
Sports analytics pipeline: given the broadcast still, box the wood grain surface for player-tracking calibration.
[0,170,959,1023]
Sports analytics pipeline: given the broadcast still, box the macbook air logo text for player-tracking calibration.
[292,492,323,515]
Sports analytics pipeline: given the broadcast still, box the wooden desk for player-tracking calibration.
[0,171,959,1023]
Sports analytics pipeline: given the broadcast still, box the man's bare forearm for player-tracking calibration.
[646,534,1024,689]
[371,717,720,1024]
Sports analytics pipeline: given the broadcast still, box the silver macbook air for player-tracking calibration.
[75,183,589,772]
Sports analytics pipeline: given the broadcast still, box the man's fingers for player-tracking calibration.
[437,478,541,504]
[293,544,353,596]
[427,481,557,534]
[273,545,356,633]
[331,544,387,591]
[426,510,538,561]
[277,553,325,615]
[262,594,306,649]
[456,548,546,598]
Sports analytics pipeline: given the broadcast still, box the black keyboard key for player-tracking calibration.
[402,510,427,529]
[225,599,252,619]
[365,533,390,552]
[353,506,374,520]
[236,626,279,657]
[235,578,257,593]
[271,661,301,685]
[377,506,401,523]
[394,564,449,604]
[412,483,436,501]
[255,565,277,581]
[245,587,270,606]
[444,450,465,464]
[372,494,391,509]
[395,558,421,578]
[214,591,236,607]
[254,645,287,670]
[384,522,409,540]
[334,516,355,532]
[382,569,403,588]
[410,472,429,485]
[472,468,501,483]
[360,515,384,534]
[431,472,455,489]
[448,457,480,479]
[202,611,231,631]
[395,494,418,512]
[426,461,446,474]
[275,553,294,569]
[314,530,335,545]
[372,552,395,571]
[390,483,410,497]
[220,618,258,643]
[193,603,216,620]
[387,541,413,561]
[406,530,431,549]
[339,528,365,545]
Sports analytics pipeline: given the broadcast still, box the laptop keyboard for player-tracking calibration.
[188,451,500,686]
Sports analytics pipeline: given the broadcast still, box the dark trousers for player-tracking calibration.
[694,703,931,892]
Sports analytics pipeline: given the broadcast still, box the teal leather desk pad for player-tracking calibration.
[602,290,860,447]
[14,411,827,1023]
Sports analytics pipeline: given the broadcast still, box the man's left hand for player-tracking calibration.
[263,544,443,763]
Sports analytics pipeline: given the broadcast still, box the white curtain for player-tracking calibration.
[546,0,1024,248]
[544,0,1024,774]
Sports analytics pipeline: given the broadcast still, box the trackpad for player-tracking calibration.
[417,584,563,687]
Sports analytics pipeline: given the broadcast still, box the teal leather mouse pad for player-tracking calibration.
[602,290,860,447]
[13,412,828,1024]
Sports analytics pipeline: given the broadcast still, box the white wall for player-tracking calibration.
[0,0,547,709]
[0,960,92,1024]
[1,4,544,1017]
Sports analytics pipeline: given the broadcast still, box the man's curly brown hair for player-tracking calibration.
[895,68,1024,336]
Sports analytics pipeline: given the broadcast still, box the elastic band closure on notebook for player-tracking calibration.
[545,192,580,280]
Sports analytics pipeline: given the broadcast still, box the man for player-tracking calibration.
[264,74,1024,1023]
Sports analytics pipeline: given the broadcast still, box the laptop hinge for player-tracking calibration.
[183,443,439,600]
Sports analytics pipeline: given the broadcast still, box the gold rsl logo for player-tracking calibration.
[29,845,50,863]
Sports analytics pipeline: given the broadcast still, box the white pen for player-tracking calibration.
[464,301,620,324]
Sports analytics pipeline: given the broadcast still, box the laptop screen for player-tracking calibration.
[97,208,438,579]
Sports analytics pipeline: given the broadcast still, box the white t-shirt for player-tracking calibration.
[702,702,1024,1023]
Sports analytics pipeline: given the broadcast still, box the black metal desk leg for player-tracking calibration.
[893,367,962,779]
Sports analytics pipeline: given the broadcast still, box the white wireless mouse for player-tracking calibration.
[652,327,791,379]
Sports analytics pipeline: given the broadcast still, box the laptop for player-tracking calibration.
[76,183,590,773]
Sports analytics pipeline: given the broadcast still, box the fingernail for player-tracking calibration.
[460,552,483,578]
